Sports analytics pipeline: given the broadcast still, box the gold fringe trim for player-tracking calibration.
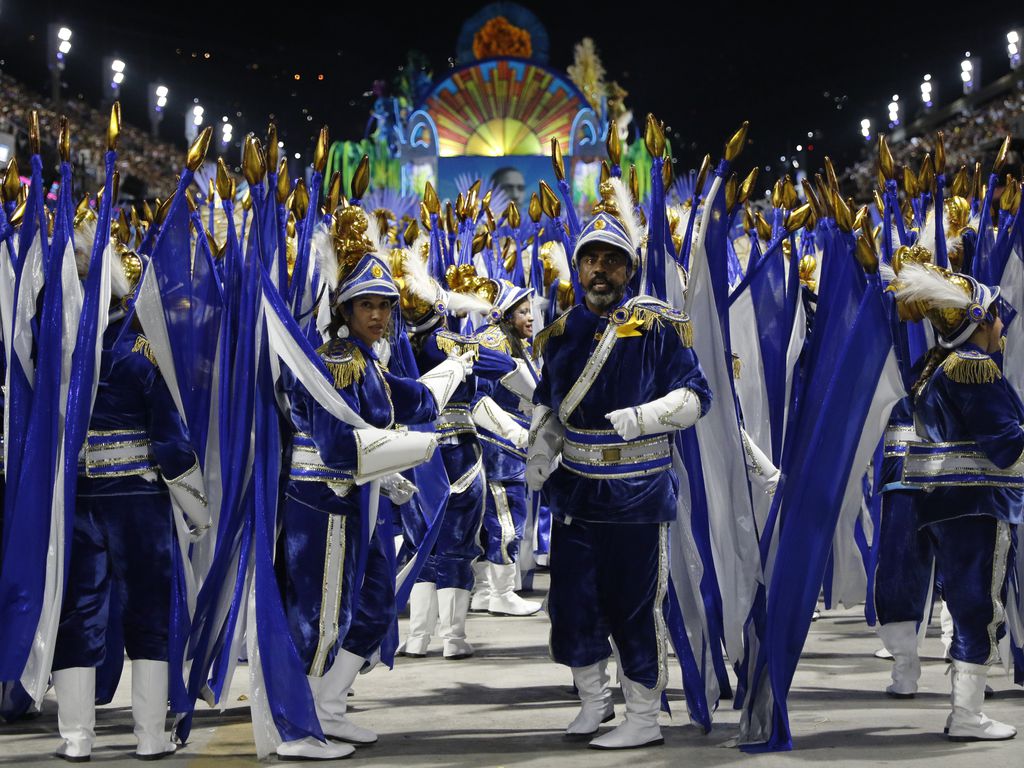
[435,331,480,361]
[132,336,158,366]
[532,307,572,359]
[317,340,367,389]
[628,305,693,348]
[475,325,512,354]
[942,352,1001,384]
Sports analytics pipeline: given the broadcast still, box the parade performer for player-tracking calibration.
[51,226,210,762]
[527,181,711,749]
[470,279,542,616]
[275,205,474,760]
[888,260,1020,741]
[397,252,517,659]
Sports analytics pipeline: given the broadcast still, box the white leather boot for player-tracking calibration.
[313,650,377,744]
[877,621,921,698]
[565,661,614,739]
[438,587,474,659]
[469,560,492,612]
[487,562,541,616]
[940,601,954,661]
[276,735,354,760]
[399,581,437,657]
[131,660,177,760]
[947,659,1016,741]
[589,675,664,750]
[53,667,96,762]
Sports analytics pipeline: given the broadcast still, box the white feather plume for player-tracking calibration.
[889,261,970,309]
[446,290,494,317]
[400,234,440,306]
[545,240,570,285]
[364,210,390,255]
[110,249,131,298]
[312,222,338,291]
[607,176,644,252]
[74,218,98,280]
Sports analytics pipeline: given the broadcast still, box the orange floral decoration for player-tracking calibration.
[472,16,533,60]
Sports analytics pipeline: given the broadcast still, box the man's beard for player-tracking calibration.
[585,284,624,311]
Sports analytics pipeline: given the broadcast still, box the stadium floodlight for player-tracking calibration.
[888,94,900,127]
[860,118,872,141]
[1009,31,1022,70]
[148,83,169,138]
[48,24,73,103]
[186,103,204,143]
[920,74,934,109]
[105,57,126,99]
[960,54,979,94]
[221,120,233,146]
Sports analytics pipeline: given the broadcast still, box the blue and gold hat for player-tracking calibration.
[493,278,533,317]
[337,252,399,304]
[571,177,644,271]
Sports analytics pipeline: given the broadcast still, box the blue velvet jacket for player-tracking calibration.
[534,296,712,524]
[412,326,516,482]
[915,342,1024,526]
[471,325,537,483]
[285,336,438,515]
[78,318,196,498]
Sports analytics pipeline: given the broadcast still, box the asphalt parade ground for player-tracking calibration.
[1,570,1021,767]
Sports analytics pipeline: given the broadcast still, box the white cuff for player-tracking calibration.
[472,396,529,449]
[499,359,537,400]
[634,387,701,436]
[417,358,466,411]
[353,427,437,484]
[740,428,780,488]
[527,405,563,461]
[163,460,211,533]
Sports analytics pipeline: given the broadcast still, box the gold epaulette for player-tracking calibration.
[616,299,693,348]
[532,306,574,359]
[435,329,480,360]
[317,339,367,389]
[132,335,158,366]
[475,324,512,354]
[942,348,1001,384]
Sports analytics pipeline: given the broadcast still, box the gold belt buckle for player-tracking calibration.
[602,447,621,462]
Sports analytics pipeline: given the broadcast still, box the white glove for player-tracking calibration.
[472,396,529,449]
[525,405,563,491]
[380,472,418,505]
[605,387,701,440]
[417,351,475,411]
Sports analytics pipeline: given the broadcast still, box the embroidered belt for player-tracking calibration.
[79,429,156,478]
[562,427,672,480]
[290,433,354,485]
[435,404,475,439]
[901,440,1024,489]
[883,424,924,458]
[478,412,529,460]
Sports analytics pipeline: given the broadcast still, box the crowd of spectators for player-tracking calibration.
[1,72,181,200]
[843,85,1024,200]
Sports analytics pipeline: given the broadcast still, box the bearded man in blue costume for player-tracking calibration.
[51,229,210,762]
[527,188,712,750]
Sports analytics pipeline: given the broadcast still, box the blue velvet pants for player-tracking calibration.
[482,480,527,564]
[874,490,933,625]
[926,515,1012,664]
[279,495,395,675]
[52,494,174,670]
[547,519,668,689]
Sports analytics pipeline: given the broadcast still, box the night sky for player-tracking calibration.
[1,0,1019,182]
